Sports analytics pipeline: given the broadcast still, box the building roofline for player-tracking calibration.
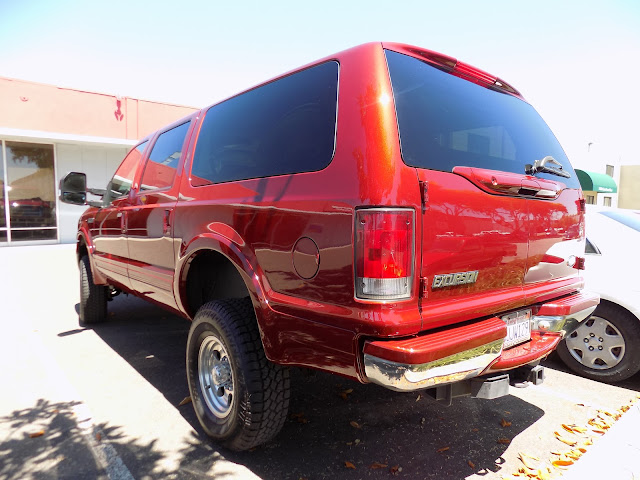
[0,127,137,148]
[0,75,199,110]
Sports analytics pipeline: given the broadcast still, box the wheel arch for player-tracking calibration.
[76,230,108,285]
[596,296,640,324]
[176,234,276,356]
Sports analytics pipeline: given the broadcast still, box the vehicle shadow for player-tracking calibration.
[87,294,546,480]
[542,353,640,393]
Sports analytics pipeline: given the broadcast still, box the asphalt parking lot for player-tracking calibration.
[1,244,640,480]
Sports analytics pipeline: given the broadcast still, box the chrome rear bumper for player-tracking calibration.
[364,292,599,392]
[364,339,503,392]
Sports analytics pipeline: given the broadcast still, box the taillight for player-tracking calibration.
[355,209,414,300]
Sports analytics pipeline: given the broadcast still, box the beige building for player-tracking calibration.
[575,169,618,207]
[618,165,640,210]
[0,76,198,245]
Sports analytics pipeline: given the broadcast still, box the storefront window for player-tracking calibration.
[3,141,57,242]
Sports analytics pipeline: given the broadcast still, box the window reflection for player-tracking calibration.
[0,148,5,231]
[109,141,147,200]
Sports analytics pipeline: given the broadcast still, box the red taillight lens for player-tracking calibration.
[355,209,414,300]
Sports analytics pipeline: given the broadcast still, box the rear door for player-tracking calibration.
[385,48,583,330]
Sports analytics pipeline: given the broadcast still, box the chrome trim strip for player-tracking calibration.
[364,339,503,392]
[531,304,598,338]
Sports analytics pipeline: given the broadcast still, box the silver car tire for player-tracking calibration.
[557,302,640,383]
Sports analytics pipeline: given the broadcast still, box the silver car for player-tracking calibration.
[557,206,640,382]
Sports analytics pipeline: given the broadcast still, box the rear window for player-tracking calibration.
[191,61,339,186]
[385,50,579,189]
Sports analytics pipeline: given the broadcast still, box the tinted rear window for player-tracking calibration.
[191,61,338,186]
[385,50,579,189]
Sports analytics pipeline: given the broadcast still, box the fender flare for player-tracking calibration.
[175,233,279,358]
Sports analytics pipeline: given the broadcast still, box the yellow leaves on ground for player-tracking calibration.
[467,460,476,469]
[344,461,356,469]
[29,430,45,438]
[349,420,362,429]
[339,388,353,400]
[290,412,308,424]
[178,396,192,406]
[369,462,388,469]
[518,452,540,470]
[512,466,552,480]
[436,446,450,453]
[551,459,574,469]
[390,465,402,475]
[554,431,577,447]
[502,399,636,479]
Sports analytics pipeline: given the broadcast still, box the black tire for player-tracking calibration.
[557,302,640,383]
[186,298,290,451]
[79,255,108,324]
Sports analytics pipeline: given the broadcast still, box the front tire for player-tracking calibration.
[79,255,107,324]
[186,298,290,451]
[557,302,640,383]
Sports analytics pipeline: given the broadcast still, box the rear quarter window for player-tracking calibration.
[191,61,339,186]
[385,50,580,189]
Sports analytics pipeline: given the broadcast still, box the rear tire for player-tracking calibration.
[557,302,640,383]
[79,255,107,324]
[186,298,290,451]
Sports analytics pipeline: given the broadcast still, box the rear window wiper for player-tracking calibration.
[525,156,570,178]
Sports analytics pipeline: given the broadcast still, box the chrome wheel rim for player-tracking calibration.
[565,316,625,370]
[198,335,234,418]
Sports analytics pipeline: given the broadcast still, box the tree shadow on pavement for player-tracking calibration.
[0,398,248,480]
[0,399,161,480]
[86,294,546,480]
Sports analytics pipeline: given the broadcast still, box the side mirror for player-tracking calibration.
[59,172,87,205]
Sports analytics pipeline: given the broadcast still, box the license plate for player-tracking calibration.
[503,309,532,349]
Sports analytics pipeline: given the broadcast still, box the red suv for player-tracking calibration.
[61,42,598,451]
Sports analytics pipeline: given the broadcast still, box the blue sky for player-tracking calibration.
[1,0,639,171]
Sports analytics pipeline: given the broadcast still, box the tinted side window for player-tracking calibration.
[109,141,148,199]
[191,61,338,186]
[385,50,580,189]
[140,122,191,191]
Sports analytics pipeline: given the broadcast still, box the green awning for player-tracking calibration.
[575,169,617,193]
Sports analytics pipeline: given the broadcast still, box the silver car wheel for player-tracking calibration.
[198,335,234,418]
[565,316,625,370]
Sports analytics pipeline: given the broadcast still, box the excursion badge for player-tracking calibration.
[432,270,479,289]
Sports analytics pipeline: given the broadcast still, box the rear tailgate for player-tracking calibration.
[384,45,585,333]
[417,168,528,329]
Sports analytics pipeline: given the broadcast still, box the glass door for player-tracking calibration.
[1,140,58,243]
